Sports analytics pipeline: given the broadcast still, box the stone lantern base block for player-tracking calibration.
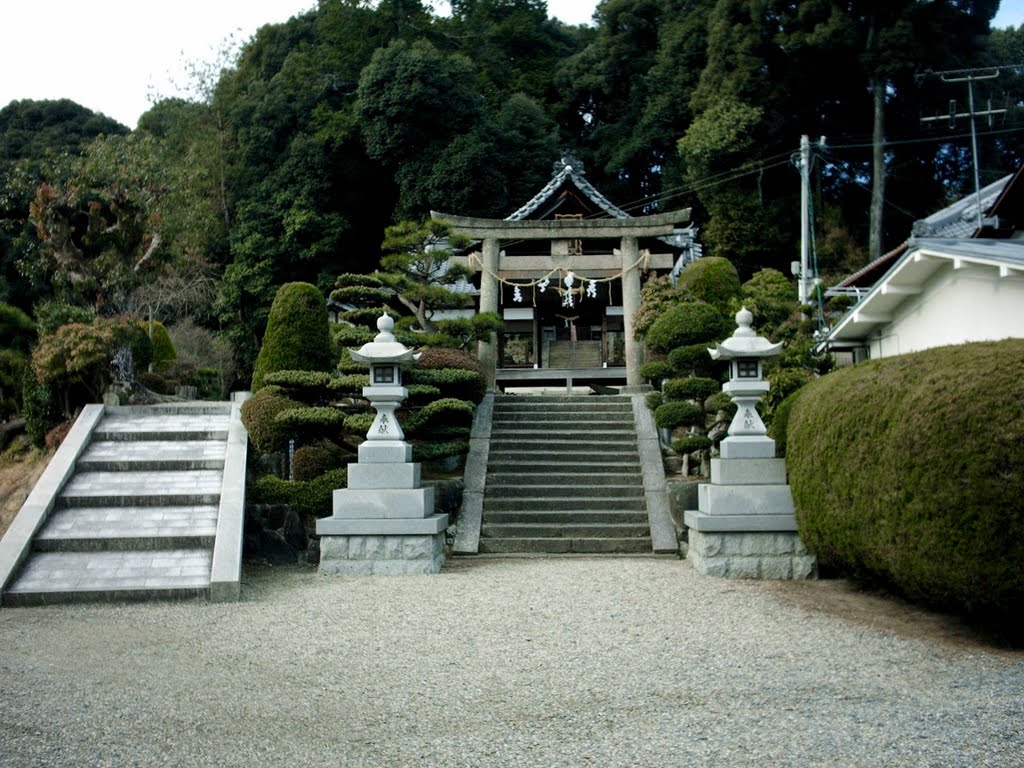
[686,528,817,580]
[719,436,776,460]
[358,441,413,464]
[317,513,449,575]
[330,486,434,519]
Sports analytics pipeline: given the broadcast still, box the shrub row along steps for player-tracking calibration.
[0,403,246,606]
[481,395,652,554]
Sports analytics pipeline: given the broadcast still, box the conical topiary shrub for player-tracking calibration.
[251,282,333,392]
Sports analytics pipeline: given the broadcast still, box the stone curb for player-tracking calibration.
[210,399,248,602]
[453,393,493,554]
[631,396,680,555]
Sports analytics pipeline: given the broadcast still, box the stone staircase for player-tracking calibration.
[480,395,652,554]
[0,403,247,606]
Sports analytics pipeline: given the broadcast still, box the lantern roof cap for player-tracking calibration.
[708,307,783,360]
[349,314,420,365]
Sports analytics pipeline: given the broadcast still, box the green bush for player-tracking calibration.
[251,282,333,392]
[275,406,347,442]
[0,349,27,420]
[33,300,94,336]
[251,467,347,518]
[407,397,474,437]
[645,302,728,354]
[292,439,349,482]
[413,439,469,463]
[343,412,375,434]
[740,268,799,332]
[705,391,735,416]
[415,346,484,375]
[406,384,441,405]
[329,374,371,396]
[671,435,713,455]
[668,344,721,378]
[763,366,813,428]
[676,256,741,314]
[663,376,720,403]
[787,340,1024,632]
[21,367,59,447]
[337,306,400,328]
[0,303,35,351]
[329,285,393,306]
[143,320,176,371]
[406,367,486,404]
[766,388,800,457]
[633,274,688,341]
[645,391,664,411]
[262,370,335,403]
[241,386,303,454]
[639,360,674,384]
[654,401,704,430]
[330,323,375,349]
[335,273,384,289]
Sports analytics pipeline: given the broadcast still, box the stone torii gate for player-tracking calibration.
[431,208,692,390]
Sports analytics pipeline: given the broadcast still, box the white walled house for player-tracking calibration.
[821,238,1024,359]
[820,165,1024,361]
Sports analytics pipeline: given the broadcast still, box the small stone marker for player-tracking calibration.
[683,308,817,579]
[317,314,448,575]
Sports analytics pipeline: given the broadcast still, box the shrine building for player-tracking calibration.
[432,155,697,392]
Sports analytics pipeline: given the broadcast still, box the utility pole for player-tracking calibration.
[920,67,1005,231]
[797,135,811,305]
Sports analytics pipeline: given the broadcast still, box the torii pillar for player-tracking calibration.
[478,237,501,391]
[620,235,643,390]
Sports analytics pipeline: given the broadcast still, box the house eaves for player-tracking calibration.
[818,237,1024,350]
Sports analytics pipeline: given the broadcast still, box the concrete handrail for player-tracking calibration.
[209,399,249,602]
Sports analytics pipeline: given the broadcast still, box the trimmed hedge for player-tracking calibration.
[406,367,486,404]
[787,340,1024,630]
[663,376,720,403]
[671,435,713,455]
[275,406,347,442]
[329,285,392,306]
[645,302,728,354]
[250,467,347,518]
[406,397,474,437]
[415,347,484,375]
[262,370,335,403]
[654,400,704,430]
[413,439,469,463]
[251,282,333,392]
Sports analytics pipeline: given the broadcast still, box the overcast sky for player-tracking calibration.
[1,0,1021,130]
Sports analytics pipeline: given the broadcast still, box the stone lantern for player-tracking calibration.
[683,307,817,580]
[316,314,448,575]
[708,306,782,458]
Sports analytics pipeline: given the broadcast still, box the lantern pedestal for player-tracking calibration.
[683,308,816,580]
[316,314,448,575]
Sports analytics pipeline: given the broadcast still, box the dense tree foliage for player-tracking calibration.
[1,0,1019,391]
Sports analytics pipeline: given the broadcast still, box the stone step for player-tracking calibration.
[484,510,649,524]
[2,549,212,606]
[492,403,633,415]
[481,522,650,539]
[488,439,637,452]
[490,420,633,432]
[484,496,647,511]
[486,460,642,474]
[478,537,653,555]
[487,472,642,487]
[58,470,223,507]
[35,506,219,551]
[491,412,634,424]
[485,483,643,499]
[495,395,631,404]
[78,440,226,471]
[93,412,231,442]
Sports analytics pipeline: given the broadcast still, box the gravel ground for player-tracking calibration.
[0,556,1021,768]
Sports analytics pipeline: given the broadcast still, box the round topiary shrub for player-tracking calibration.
[676,256,742,314]
[407,397,474,438]
[663,376,720,403]
[654,400,704,430]
[787,340,1024,633]
[645,302,729,355]
[275,406,347,443]
[241,386,303,454]
[251,282,333,392]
